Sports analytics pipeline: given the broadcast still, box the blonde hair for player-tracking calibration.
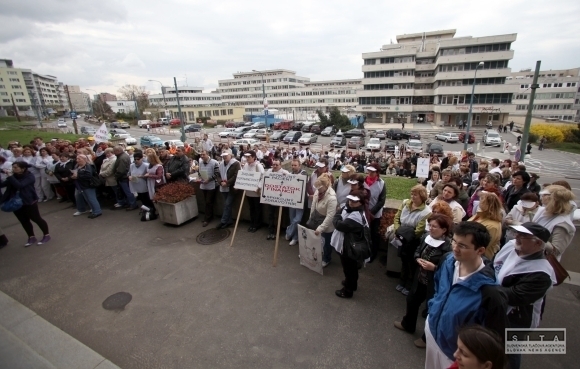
[544,185,575,216]
[410,184,428,203]
[342,164,356,174]
[147,152,163,166]
[314,173,331,189]
[449,156,458,166]
[477,192,503,222]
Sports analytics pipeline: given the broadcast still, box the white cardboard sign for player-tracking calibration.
[298,225,323,275]
[234,170,262,191]
[259,172,307,209]
[417,157,430,178]
[93,123,109,143]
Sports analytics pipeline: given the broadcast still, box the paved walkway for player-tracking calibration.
[0,291,119,369]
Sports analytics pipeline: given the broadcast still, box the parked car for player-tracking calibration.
[243,129,260,138]
[228,126,252,138]
[109,128,128,136]
[124,136,137,145]
[330,135,347,147]
[434,132,459,143]
[169,118,183,127]
[343,129,366,138]
[320,126,335,136]
[232,138,260,146]
[347,136,365,149]
[366,138,382,151]
[373,130,387,139]
[140,135,164,147]
[119,121,130,129]
[291,121,304,131]
[183,124,202,133]
[57,118,67,128]
[138,119,162,128]
[426,142,444,156]
[283,131,302,144]
[401,130,421,140]
[225,121,246,128]
[80,126,96,135]
[482,129,502,147]
[384,140,397,152]
[272,120,293,130]
[251,122,266,129]
[406,139,423,153]
[109,121,120,128]
[164,140,185,148]
[255,129,271,140]
[270,130,288,142]
[218,128,236,137]
[458,132,475,144]
[310,124,322,134]
[301,123,314,132]
[159,118,169,125]
[386,128,403,140]
[298,133,318,145]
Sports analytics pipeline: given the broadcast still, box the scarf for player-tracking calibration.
[330,208,364,254]
[365,175,378,187]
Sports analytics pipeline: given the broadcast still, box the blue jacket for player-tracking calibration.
[0,171,38,205]
[428,253,507,361]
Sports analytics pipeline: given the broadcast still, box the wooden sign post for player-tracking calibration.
[229,170,263,247]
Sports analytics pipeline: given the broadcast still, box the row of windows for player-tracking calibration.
[227,98,358,106]
[363,84,413,90]
[515,104,574,111]
[440,43,510,56]
[514,92,575,100]
[519,82,577,89]
[436,94,513,105]
[0,85,23,89]
[364,56,415,65]
[439,60,509,72]
[363,70,414,78]
[436,78,506,87]
[359,96,435,105]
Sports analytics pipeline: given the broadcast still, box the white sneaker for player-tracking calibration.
[73,211,88,216]
[322,261,330,268]
[289,239,297,246]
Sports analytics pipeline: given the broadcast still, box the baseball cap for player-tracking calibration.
[346,195,360,202]
[340,167,351,173]
[347,179,358,185]
[366,166,377,172]
[509,222,551,243]
[221,151,231,157]
[315,162,326,168]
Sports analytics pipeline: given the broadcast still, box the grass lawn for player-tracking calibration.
[0,130,85,147]
[546,142,580,155]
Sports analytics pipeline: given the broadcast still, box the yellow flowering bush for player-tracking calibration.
[530,124,565,143]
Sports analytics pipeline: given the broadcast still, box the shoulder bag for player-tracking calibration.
[1,191,23,212]
[546,253,570,286]
[306,208,325,230]
[88,165,104,188]
[347,212,372,261]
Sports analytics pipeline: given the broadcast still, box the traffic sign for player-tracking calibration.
[70,111,77,119]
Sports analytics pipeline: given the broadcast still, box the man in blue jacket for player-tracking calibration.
[425,221,508,369]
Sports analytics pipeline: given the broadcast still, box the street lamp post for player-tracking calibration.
[464,61,485,151]
[252,70,268,128]
[148,79,168,121]
[173,77,186,143]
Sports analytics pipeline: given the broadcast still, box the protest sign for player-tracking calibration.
[260,173,307,209]
[94,123,109,143]
[234,170,262,191]
[417,157,430,178]
[298,225,323,275]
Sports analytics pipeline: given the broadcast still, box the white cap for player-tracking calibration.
[520,201,536,208]
[346,195,360,201]
[341,167,351,173]
[315,162,326,168]
[366,166,377,172]
[539,190,550,195]
[221,152,231,157]
[347,179,358,185]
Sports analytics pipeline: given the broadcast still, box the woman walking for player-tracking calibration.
[331,189,368,298]
[0,162,51,246]
[72,154,102,219]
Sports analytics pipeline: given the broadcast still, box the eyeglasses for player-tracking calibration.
[451,238,473,250]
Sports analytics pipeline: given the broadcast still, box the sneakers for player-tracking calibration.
[414,338,426,348]
[322,261,330,268]
[25,236,37,247]
[395,284,405,292]
[88,213,102,219]
[285,234,291,241]
[73,211,88,216]
[37,235,51,245]
[401,288,410,296]
[289,239,297,246]
[114,203,125,208]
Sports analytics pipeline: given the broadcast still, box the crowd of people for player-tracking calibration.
[1,134,578,369]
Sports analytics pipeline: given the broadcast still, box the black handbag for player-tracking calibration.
[306,209,325,230]
[88,165,104,188]
[347,213,372,261]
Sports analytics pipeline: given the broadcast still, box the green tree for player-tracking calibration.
[317,107,352,129]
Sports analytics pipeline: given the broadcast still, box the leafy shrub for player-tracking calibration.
[530,124,565,143]
[153,182,195,203]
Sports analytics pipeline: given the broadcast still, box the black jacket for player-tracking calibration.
[53,160,75,184]
[503,185,530,211]
[164,155,190,182]
[75,164,96,190]
[369,180,387,215]
[491,251,553,328]
[411,235,452,299]
[332,205,366,253]
[0,171,38,205]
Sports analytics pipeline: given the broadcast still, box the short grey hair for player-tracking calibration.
[104,148,114,154]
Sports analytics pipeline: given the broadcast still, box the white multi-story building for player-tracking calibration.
[509,68,580,122]
[357,29,517,126]
[217,69,361,120]
[66,85,91,113]
[106,100,137,114]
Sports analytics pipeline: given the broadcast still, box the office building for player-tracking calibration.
[509,67,580,122]
[66,85,91,113]
[0,59,32,114]
[106,100,137,114]
[357,29,517,126]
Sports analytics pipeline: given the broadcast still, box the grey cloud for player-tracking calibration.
[2,0,127,24]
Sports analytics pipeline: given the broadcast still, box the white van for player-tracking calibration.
[160,118,169,125]
[138,119,152,128]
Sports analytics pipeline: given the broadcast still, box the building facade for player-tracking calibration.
[217,69,361,120]
[357,30,517,126]
[106,100,137,114]
[509,68,580,122]
[99,92,117,102]
[66,85,91,113]
[0,59,31,113]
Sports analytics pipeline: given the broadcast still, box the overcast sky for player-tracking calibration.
[2,0,579,96]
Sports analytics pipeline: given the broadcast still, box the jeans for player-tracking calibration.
[117,179,137,208]
[220,191,235,225]
[76,188,102,215]
[322,232,333,263]
[286,207,304,241]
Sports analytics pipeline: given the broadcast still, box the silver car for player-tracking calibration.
[434,132,459,143]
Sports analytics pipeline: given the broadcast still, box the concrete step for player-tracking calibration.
[0,292,120,369]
